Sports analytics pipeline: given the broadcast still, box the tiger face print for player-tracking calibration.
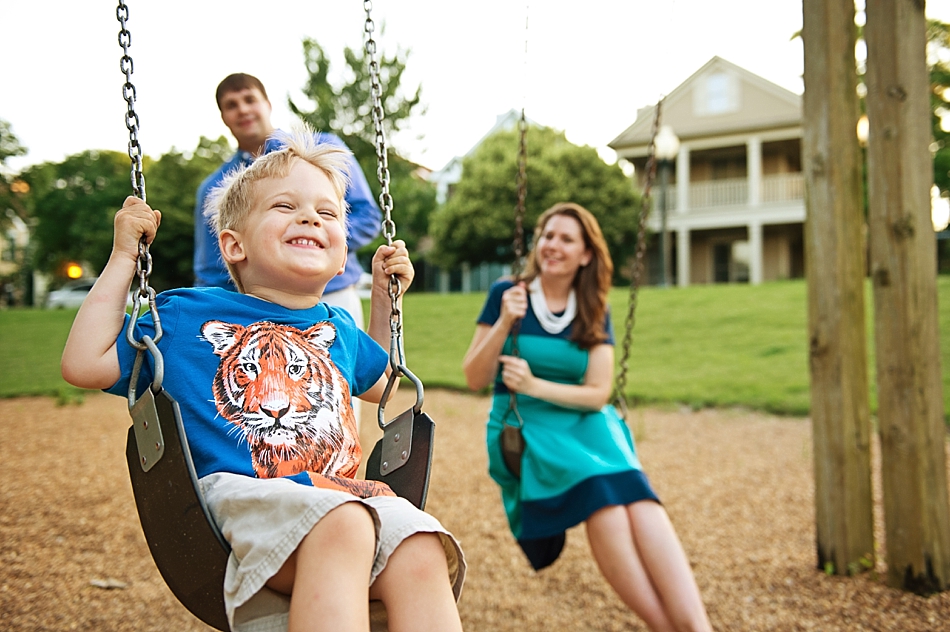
[200,320,361,480]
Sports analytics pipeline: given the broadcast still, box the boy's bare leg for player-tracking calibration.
[267,502,376,632]
[369,532,462,632]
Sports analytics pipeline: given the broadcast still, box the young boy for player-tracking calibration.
[61,128,465,632]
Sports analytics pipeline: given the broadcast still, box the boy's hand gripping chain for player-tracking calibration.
[361,1,435,510]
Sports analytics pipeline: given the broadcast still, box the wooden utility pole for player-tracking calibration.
[802,0,875,576]
[864,0,950,594]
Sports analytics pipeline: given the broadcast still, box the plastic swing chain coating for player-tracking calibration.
[360,0,436,511]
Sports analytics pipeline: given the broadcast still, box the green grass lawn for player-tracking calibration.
[3,278,949,421]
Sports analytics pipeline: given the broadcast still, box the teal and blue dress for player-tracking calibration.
[478,280,659,570]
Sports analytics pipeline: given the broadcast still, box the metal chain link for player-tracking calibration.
[117,1,146,202]
[509,107,529,360]
[613,98,663,419]
[363,1,403,368]
[117,0,161,352]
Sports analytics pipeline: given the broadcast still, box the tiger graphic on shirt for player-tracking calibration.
[200,319,393,498]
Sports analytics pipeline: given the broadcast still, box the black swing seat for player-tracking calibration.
[365,407,435,509]
[126,386,231,631]
[126,384,433,631]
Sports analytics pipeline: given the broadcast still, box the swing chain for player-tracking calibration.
[512,108,528,277]
[613,98,663,419]
[117,0,162,354]
[116,0,146,202]
[364,1,404,368]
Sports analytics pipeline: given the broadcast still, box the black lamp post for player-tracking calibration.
[655,125,680,288]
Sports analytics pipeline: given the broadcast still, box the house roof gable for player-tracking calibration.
[608,56,802,153]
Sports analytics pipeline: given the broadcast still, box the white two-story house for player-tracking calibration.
[609,56,805,286]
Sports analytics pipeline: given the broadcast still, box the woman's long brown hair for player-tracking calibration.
[520,202,613,349]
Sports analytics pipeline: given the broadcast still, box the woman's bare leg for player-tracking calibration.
[587,504,676,631]
[626,501,712,632]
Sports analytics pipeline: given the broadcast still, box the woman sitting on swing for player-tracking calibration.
[463,202,711,632]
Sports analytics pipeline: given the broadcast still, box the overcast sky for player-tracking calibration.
[2,0,950,175]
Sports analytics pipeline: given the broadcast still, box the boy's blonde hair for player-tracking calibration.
[204,126,354,292]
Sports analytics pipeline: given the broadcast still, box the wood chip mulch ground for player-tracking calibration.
[2,389,949,631]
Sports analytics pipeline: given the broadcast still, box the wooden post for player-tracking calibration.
[865,0,950,594]
[802,0,875,575]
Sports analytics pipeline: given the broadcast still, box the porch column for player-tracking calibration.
[676,227,691,287]
[676,145,690,212]
[461,262,472,293]
[748,136,762,207]
[749,220,763,285]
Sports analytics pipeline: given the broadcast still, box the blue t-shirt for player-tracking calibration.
[194,132,382,292]
[108,288,389,486]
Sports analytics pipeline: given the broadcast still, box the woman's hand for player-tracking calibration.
[499,282,528,327]
[498,354,535,394]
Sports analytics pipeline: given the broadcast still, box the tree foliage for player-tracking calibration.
[928,19,950,195]
[0,119,26,166]
[288,36,434,257]
[145,136,232,290]
[20,150,131,280]
[428,126,641,280]
[288,37,423,175]
[22,137,232,289]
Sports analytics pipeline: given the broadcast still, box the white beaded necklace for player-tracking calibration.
[528,277,576,334]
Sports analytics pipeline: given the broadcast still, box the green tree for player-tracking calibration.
[928,19,950,195]
[289,37,423,170]
[145,136,232,290]
[288,37,434,259]
[0,119,26,165]
[0,120,29,305]
[21,150,131,281]
[0,119,28,216]
[428,126,641,281]
[21,137,232,290]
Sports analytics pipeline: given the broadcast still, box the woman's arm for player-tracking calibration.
[61,197,161,389]
[462,282,527,391]
[498,343,615,412]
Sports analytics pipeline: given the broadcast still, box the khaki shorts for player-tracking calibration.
[199,472,465,632]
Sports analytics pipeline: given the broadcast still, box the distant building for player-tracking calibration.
[426,109,538,293]
[429,109,536,205]
[609,56,805,286]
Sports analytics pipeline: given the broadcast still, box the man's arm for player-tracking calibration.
[193,159,240,289]
[322,133,382,250]
[61,197,161,389]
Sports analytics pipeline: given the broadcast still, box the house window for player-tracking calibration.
[694,72,739,117]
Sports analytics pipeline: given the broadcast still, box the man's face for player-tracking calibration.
[219,87,274,153]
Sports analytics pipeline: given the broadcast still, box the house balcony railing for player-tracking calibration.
[660,173,805,211]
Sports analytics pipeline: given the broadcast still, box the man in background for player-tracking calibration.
[194,73,381,326]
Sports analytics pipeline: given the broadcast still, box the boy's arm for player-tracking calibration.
[61,197,161,390]
[361,240,413,403]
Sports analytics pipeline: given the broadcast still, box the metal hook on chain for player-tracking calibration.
[364,1,421,417]
[117,1,163,396]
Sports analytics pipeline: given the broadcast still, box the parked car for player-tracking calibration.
[46,278,97,309]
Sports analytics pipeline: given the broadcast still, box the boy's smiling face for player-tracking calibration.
[219,159,347,300]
